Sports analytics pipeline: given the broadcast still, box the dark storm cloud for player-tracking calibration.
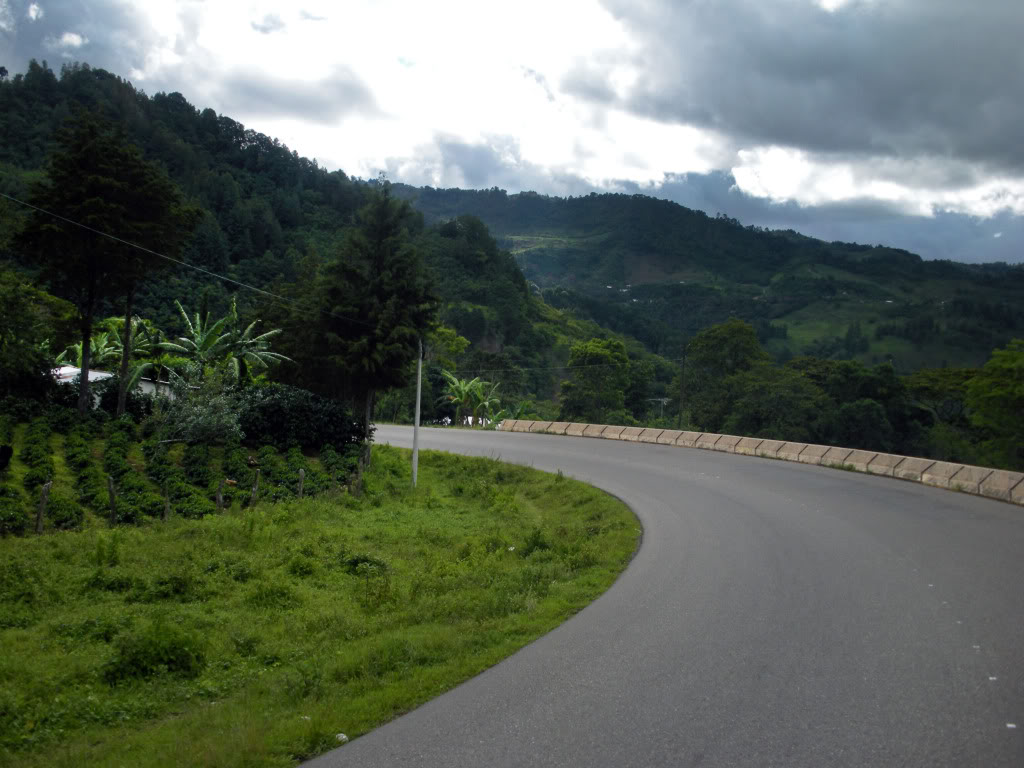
[0,2,379,124]
[627,171,1023,264]
[580,0,1024,174]
[389,136,1021,264]
[250,14,285,35]
[0,0,158,76]
[214,69,378,124]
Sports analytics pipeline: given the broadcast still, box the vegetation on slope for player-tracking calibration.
[0,429,638,767]
[393,185,1024,367]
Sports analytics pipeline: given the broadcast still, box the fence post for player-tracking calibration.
[107,475,117,527]
[162,482,170,521]
[298,468,305,499]
[36,481,52,534]
[216,478,225,510]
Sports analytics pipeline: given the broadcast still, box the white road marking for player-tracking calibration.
[1007,724,1017,730]
[989,676,998,681]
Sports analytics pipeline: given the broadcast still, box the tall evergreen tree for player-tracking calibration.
[314,186,438,451]
[18,111,194,414]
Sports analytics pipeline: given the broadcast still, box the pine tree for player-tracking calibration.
[315,186,438,452]
[18,111,195,414]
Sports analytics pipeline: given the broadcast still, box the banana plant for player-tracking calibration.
[55,331,120,370]
[159,298,290,385]
[472,381,501,427]
[158,299,234,370]
[437,370,483,427]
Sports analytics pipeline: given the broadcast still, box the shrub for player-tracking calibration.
[64,431,94,471]
[520,527,550,558]
[102,431,132,480]
[46,493,84,530]
[22,464,54,491]
[108,416,138,440]
[0,485,28,536]
[78,465,109,510]
[19,418,53,470]
[174,493,216,519]
[0,396,41,423]
[182,443,211,487]
[238,384,366,451]
[141,440,177,487]
[44,406,79,434]
[103,619,206,683]
[95,376,154,422]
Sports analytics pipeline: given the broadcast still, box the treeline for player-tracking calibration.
[555,318,1022,472]
[393,185,1024,367]
[0,59,672,415]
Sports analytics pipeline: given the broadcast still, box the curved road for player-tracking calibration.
[309,427,1024,767]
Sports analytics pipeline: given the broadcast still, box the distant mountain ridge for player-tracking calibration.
[392,184,1024,368]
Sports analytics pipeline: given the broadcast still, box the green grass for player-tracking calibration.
[0,444,639,768]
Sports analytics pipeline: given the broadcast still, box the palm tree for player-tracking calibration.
[438,371,482,427]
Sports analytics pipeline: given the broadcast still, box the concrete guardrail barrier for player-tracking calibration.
[494,421,1024,506]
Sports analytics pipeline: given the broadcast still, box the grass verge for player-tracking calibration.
[0,444,638,767]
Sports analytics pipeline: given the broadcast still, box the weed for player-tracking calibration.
[103,619,206,683]
[0,446,638,768]
[520,527,550,557]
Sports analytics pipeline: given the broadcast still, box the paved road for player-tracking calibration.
[308,427,1024,767]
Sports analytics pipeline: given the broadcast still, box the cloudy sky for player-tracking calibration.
[2,0,1022,263]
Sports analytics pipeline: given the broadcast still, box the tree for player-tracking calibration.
[721,363,829,442]
[0,66,8,82]
[17,111,194,415]
[0,267,75,400]
[965,339,1024,468]
[684,318,769,431]
[558,338,629,423]
[314,186,438,447]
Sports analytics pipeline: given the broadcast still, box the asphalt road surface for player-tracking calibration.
[307,426,1024,767]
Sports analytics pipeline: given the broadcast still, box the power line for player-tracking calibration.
[2,191,689,376]
[0,191,377,328]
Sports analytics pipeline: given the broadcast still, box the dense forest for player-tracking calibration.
[393,185,1024,367]
[0,59,1021,474]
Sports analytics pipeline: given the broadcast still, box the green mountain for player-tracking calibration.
[391,185,1024,368]
[0,60,672,414]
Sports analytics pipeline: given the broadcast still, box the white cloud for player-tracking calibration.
[731,145,1024,218]
[14,0,1023,233]
[44,30,87,50]
[59,31,85,47]
[27,2,42,21]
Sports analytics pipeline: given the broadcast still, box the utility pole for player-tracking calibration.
[412,337,422,488]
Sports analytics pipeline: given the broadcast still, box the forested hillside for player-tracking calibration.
[0,60,674,419]
[392,185,1024,367]
[1,59,1021,473]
